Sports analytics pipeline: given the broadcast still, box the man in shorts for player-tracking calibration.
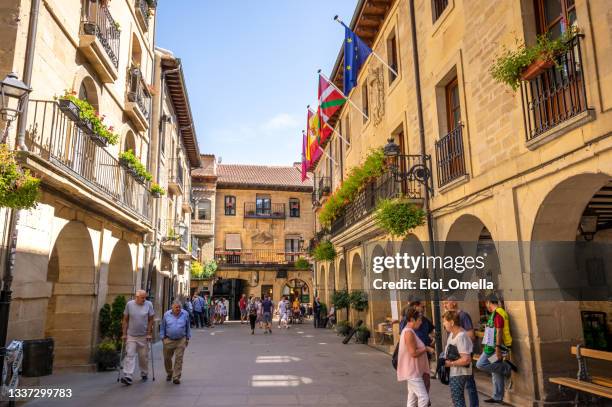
[261,295,274,334]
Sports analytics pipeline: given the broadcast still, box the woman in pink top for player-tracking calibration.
[397,307,434,407]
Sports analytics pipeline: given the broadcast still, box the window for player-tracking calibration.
[535,0,576,38]
[256,194,271,216]
[225,233,241,250]
[432,0,449,22]
[197,199,211,221]
[343,113,351,145]
[285,237,302,262]
[362,83,369,122]
[445,77,461,132]
[387,33,399,84]
[289,198,300,217]
[224,195,236,215]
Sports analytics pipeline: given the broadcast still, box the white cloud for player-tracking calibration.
[262,113,300,131]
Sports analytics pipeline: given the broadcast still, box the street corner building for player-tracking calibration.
[0,0,200,370]
[309,0,612,405]
[195,163,314,314]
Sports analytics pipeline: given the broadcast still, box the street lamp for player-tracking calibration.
[0,72,32,143]
[383,138,433,194]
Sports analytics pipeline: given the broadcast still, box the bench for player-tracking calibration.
[549,345,612,404]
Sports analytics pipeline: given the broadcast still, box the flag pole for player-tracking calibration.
[333,16,399,78]
[304,124,338,167]
[317,69,368,120]
[308,105,351,147]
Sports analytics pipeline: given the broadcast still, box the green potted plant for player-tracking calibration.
[349,290,368,312]
[313,240,336,261]
[119,149,152,184]
[490,29,577,91]
[374,198,426,237]
[94,339,119,371]
[335,320,352,336]
[294,257,310,270]
[0,145,40,209]
[202,259,217,279]
[355,325,370,344]
[332,290,350,311]
[150,183,165,198]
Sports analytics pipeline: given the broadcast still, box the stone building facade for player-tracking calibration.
[0,0,160,369]
[213,164,314,306]
[311,0,612,404]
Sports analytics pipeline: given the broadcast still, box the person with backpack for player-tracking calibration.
[247,297,258,334]
[443,310,477,407]
[476,296,516,404]
[397,307,434,407]
[261,295,274,334]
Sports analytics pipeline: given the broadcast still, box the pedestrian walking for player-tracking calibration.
[262,295,274,334]
[256,297,264,329]
[160,300,191,384]
[443,298,478,407]
[476,296,516,404]
[442,310,476,407]
[278,296,289,329]
[193,293,205,329]
[247,298,258,334]
[239,294,248,324]
[183,297,194,327]
[219,298,227,324]
[409,300,434,393]
[203,294,212,327]
[121,290,155,386]
[313,297,321,328]
[397,307,433,407]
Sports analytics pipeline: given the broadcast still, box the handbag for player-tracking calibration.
[436,355,450,385]
[391,342,399,370]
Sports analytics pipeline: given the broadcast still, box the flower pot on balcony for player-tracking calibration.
[151,191,162,198]
[57,99,80,122]
[82,22,97,36]
[134,174,146,185]
[520,58,555,81]
[77,118,94,135]
[89,132,108,148]
[119,157,131,170]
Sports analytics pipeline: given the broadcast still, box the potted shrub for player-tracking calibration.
[94,339,119,371]
[150,183,165,198]
[57,90,81,122]
[490,29,577,90]
[374,198,426,237]
[294,257,310,270]
[349,290,368,312]
[202,260,217,279]
[313,240,336,261]
[0,145,40,209]
[335,320,352,336]
[355,325,370,344]
[118,150,152,184]
[332,290,350,311]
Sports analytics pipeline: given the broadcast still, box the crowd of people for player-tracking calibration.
[396,296,516,406]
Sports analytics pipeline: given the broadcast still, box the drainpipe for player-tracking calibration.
[15,0,41,151]
[409,0,443,354]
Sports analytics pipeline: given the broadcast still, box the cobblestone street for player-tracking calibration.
[27,321,461,406]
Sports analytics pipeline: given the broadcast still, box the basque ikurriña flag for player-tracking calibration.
[341,21,372,95]
[318,74,346,124]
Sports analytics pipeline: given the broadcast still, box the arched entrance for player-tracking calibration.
[327,262,336,306]
[349,253,363,323]
[45,221,96,367]
[369,244,389,332]
[107,240,134,303]
[317,265,325,303]
[282,279,310,304]
[530,174,612,399]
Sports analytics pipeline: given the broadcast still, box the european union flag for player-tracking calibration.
[342,22,372,95]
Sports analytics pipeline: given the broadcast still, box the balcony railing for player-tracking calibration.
[82,0,120,69]
[135,0,150,30]
[521,34,588,142]
[214,249,305,266]
[162,219,188,252]
[317,176,331,200]
[244,202,286,219]
[435,125,467,187]
[127,67,151,121]
[24,100,150,220]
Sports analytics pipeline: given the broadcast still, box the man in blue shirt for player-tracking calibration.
[160,300,191,384]
[192,293,205,329]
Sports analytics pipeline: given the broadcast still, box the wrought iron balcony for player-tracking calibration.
[214,249,305,267]
[244,202,286,219]
[435,125,467,187]
[168,158,184,195]
[79,0,120,82]
[521,34,588,142]
[330,155,427,236]
[126,67,151,130]
[134,0,151,31]
[23,100,150,222]
[317,176,331,200]
[161,219,189,254]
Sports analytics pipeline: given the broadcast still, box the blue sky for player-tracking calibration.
[156,1,357,165]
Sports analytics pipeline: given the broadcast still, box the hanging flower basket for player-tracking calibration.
[0,145,40,210]
[57,99,80,122]
[89,132,109,148]
[76,118,94,135]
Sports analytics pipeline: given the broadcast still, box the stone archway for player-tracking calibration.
[327,262,336,306]
[107,240,134,304]
[349,253,363,324]
[369,244,389,331]
[398,234,428,305]
[529,173,612,400]
[45,221,96,368]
